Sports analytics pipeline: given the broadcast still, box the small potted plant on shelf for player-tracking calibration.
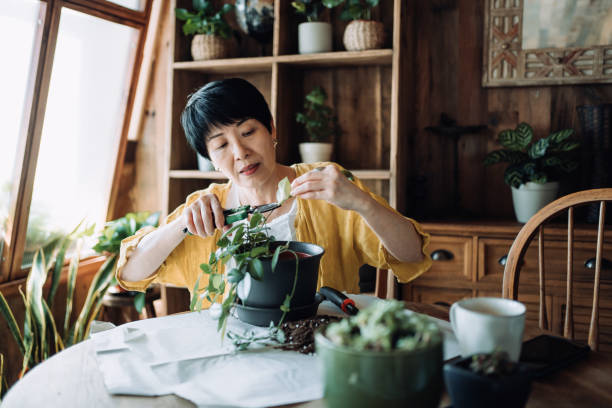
[484,122,580,223]
[191,178,325,334]
[332,0,384,51]
[292,0,342,54]
[175,1,235,61]
[296,86,339,163]
[444,351,532,408]
[315,300,443,408]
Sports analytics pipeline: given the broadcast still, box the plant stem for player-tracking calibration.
[278,251,299,326]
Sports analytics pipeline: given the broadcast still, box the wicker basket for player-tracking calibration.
[343,20,385,51]
[191,34,233,61]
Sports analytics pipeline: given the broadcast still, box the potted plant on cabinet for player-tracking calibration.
[315,300,443,408]
[292,0,342,54]
[484,122,580,223]
[296,86,339,163]
[175,1,235,61]
[191,178,325,333]
[444,351,532,408]
[334,0,384,51]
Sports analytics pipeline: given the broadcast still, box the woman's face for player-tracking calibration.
[205,118,277,189]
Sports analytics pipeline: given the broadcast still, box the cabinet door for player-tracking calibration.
[420,235,473,283]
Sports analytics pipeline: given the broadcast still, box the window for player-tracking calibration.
[0,0,152,280]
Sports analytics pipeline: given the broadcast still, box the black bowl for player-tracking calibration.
[234,293,324,326]
[443,356,532,408]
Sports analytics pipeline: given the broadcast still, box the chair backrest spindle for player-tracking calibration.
[588,201,606,350]
[538,226,548,330]
[564,206,575,339]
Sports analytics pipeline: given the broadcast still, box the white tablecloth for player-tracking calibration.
[92,295,459,408]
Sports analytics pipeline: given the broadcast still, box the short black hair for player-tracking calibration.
[180,78,272,158]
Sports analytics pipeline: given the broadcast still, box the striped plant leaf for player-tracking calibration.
[0,291,25,355]
[559,160,579,172]
[515,123,534,148]
[522,162,536,176]
[498,130,521,150]
[43,299,64,354]
[63,239,82,341]
[531,172,548,184]
[483,150,528,166]
[26,250,48,361]
[73,255,117,343]
[543,156,562,167]
[504,165,525,188]
[547,128,574,145]
[528,138,549,159]
[557,141,580,152]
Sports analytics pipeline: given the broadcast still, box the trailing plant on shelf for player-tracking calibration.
[296,86,339,143]
[291,0,343,22]
[334,0,380,21]
[175,1,234,39]
[483,122,580,189]
[191,178,299,338]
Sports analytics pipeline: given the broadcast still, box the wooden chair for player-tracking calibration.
[502,188,612,351]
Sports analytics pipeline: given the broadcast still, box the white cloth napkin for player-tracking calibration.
[92,294,460,407]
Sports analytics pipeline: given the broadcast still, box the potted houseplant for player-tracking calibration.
[444,351,532,408]
[175,1,235,61]
[334,0,384,51]
[192,178,325,332]
[296,86,339,163]
[484,122,580,223]
[315,300,443,408]
[292,0,342,54]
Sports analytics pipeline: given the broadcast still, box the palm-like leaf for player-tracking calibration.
[26,250,48,361]
[0,292,24,355]
[63,240,82,342]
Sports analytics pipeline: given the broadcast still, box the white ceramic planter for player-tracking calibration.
[299,142,333,163]
[298,22,332,54]
[511,181,560,223]
[197,154,216,172]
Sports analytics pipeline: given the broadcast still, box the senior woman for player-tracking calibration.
[117,78,431,305]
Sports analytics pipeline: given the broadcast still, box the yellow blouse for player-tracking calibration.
[116,162,432,304]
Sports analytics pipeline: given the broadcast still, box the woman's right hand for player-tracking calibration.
[183,194,226,237]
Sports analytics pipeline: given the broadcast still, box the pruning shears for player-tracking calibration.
[183,202,281,234]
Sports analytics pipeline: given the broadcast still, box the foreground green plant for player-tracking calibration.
[296,86,339,143]
[484,122,580,188]
[333,0,381,21]
[291,0,343,22]
[175,1,234,39]
[325,300,441,351]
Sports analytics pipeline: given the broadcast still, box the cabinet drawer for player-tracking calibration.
[410,286,472,307]
[420,235,473,282]
[478,238,612,290]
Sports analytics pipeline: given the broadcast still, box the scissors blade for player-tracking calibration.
[252,203,281,214]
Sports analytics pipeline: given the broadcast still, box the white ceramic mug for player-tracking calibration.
[450,297,526,361]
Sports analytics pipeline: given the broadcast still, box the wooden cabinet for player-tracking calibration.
[405,221,612,352]
[163,0,411,215]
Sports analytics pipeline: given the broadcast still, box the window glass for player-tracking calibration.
[0,0,44,270]
[23,7,139,267]
[106,0,145,11]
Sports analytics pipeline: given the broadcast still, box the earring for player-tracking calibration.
[273,139,278,149]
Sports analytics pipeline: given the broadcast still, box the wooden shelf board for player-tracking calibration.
[169,169,390,180]
[172,50,393,73]
[169,170,227,179]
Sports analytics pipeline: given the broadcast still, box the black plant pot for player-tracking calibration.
[443,356,532,408]
[236,241,324,309]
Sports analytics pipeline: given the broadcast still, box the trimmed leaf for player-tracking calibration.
[276,177,292,204]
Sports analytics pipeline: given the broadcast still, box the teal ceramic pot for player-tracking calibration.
[315,332,443,408]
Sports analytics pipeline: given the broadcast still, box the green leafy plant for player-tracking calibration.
[175,1,234,38]
[325,299,441,351]
[331,0,381,21]
[296,86,339,143]
[0,211,159,383]
[93,211,160,313]
[483,122,580,189]
[291,0,343,22]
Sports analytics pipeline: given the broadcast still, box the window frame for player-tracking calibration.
[0,0,153,282]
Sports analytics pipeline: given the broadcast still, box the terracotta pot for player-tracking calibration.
[190,34,233,61]
[343,20,385,51]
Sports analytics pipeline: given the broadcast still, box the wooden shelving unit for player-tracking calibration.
[164,0,409,215]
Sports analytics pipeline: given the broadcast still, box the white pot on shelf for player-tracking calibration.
[298,22,332,54]
[197,154,216,172]
[511,181,560,223]
[299,142,333,164]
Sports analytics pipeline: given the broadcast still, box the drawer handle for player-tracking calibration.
[498,255,507,266]
[584,257,612,270]
[431,249,454,261]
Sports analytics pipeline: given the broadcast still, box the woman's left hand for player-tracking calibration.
[290,165,371,212]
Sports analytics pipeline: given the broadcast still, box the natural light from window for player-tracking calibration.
[0,0,44,267]
[22,7,138,267]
